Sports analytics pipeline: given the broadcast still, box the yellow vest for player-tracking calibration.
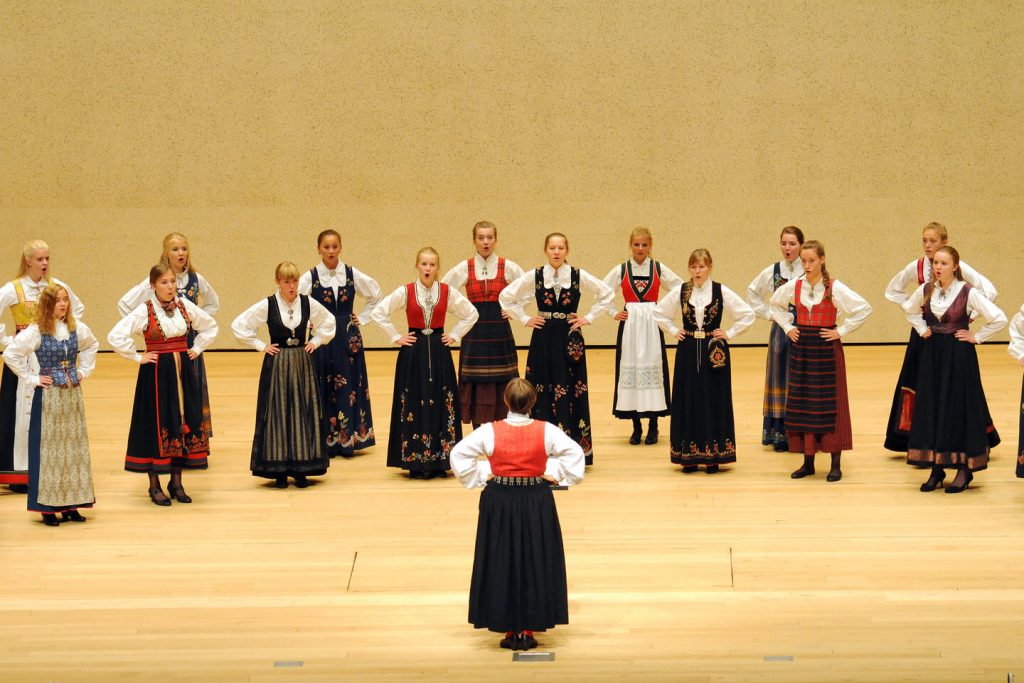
[9,279,50,330]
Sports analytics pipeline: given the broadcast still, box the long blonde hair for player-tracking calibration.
[160,232,196,273]
[16,239,49,278]
[34,283,77,336]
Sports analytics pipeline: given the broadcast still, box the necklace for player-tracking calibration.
[159,299,177,318]
[938,283,950,301]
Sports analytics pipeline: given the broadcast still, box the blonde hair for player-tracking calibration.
[149,263,174,285]
[472,221,497,239]
[503,378,538,414]
[544,232,569,251]
[275,261,301,281]
[933,245,964,282]
[16,239,49,278]
[35,283,76,336]
[923,222,948,243]
[800,240,832,301]
[415,247,440,268]
[160,233,195,273]
[628,226,653,246]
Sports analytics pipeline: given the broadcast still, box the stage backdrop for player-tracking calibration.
[2,1,1021,349]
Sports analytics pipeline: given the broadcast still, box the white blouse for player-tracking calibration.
[600,258,686,318]
[652,281,755,340]
[117,271,219,317]
[107,295,219,363]
[441,253,526,290]
[297,261,384,326]
[768,277,873,338]
[231,294,336,352]
[2,321,99,387]
[884,258,996,305]
[746,259,805,320]
[448,412,586,489]
[901,281,1007,344]
[1008,304,1024,361]
[0,277,85,348]
[499,264,614,326]
[370,281,479,344]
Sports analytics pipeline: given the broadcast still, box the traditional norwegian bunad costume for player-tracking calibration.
[882,258,996,452]
[232,293,336,481]
[1009,305,1024,478]
[0,277,84,488]
[601,258,683,425]
[499,266,613,466]
[442,254,524,426]
[298,263,381,456]
[108,295,217,474]
[449,412,584,640]
[747,258,804,450]
[653,280,754,468]
[902,281,1005,472]
[371,281,479,476]
[769,277,871,456]
[3,321,98,516]
[119,271,219,440]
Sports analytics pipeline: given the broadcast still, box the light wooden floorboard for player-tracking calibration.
[1,346,1023,682]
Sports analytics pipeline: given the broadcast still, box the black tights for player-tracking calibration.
[631,416,659,433]
[148,467,185,501]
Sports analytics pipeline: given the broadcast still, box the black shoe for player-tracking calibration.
[41,513,60,527]
[644,428,659,445]
[790,465,815,479]
[436,470,448,479]
[773,442,788,452]
[519,633,539,650]
[274,476,289,488]
[422,470,439,480]
[500,632,520,650]
[293,476,311,488]
[167,484,192,503]
[61,510,86,523]
[945,471,974,494]
[920,468,945,492]
[826,469,842,482]
[705,464,719,474]
[409,471,423,479]
[148,488,172,506]
[629,428,642,445]
[9,484,29,494]
[681,464,699,473]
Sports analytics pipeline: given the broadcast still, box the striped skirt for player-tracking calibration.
[785,325,852,455]
[250,347,328,479]
[458,301,518,425]
[761,321,791,446]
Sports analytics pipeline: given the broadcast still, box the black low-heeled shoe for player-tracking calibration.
[790,465,815,479]
[274,476,289,488]
[920,468,945,492]
[628,428,642,445]
[61,510,86,522]
[148,488,172,506]
[519,633,539,650]
[944,471,973,494]
[705,464,719,474]
[644,429,659,445]
[293,476,311,488]
[826,469,842,482]
[41,513,60,527]
[500,632,520,650]
[167,484,192,503]
[681,464,699,473]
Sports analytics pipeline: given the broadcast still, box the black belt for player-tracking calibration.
[490,475,545,486]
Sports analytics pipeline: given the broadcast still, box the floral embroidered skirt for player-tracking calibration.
[525,319,593,465]
[669,335,737,465]
[386,331,461,473]
[312,317,375,456]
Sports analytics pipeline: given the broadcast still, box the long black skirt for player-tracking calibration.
[386,332,461,473]
[883,329,922,452]
[125,352,209,473]
[1016,376,1023,478]
[669,336,736,465]
[251,348,328,479]
[525,320,593,464]
[0,364,27,485]
[312,319,375,457]
[907,333,999,471]
[469,482,569,633]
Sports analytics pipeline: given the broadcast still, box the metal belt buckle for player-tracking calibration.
[554,312,567,319]
[692,330,706,339]
[286,337,300,347]
[420,328,434,336]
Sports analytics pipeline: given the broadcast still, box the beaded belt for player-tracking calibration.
[684,330,707,339]
[491,475,545,486]
[539,312,568,319]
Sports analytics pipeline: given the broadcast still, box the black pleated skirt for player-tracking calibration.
[669,336,736,465]
[883,329,922,452]
[469,482,569,633]
[1015,375,1023,478]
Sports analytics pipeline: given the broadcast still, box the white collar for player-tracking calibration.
[475,252,498,267]
[318,261,345,276]
[692,279,711,292]
[415,280,439,294]
[630,257,650,269]
[275,292,301,310]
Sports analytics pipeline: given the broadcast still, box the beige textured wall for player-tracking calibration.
[2,0,1021,349]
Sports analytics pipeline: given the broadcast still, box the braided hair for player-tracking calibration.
[800,240,831,302]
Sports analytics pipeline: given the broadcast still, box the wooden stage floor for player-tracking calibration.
[1,346,1022,682]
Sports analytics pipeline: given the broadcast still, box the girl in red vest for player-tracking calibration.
[601,227,684,446]
[769,241,872,482]
[882,222,996,453]
[108,264,218,505]
[450,378,585,651]
[441,221,525,428]
[372,247,479,478]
